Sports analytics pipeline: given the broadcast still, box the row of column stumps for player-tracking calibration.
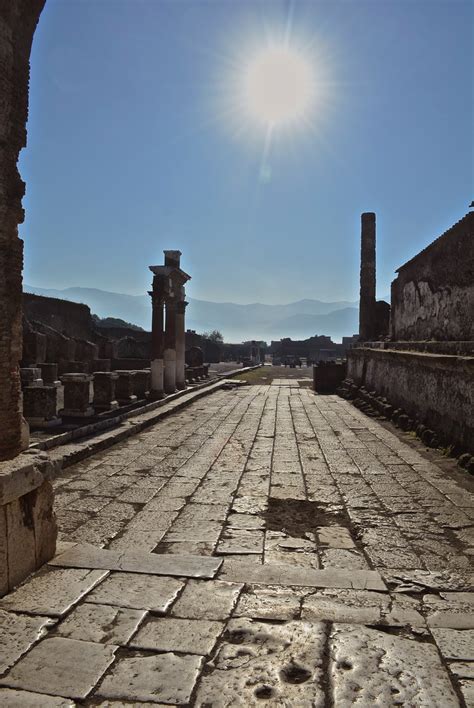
[149,250,191,399]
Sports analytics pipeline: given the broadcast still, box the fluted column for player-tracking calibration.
[175,300,188,390]
[149,288,165,399]
[164,297,177,394]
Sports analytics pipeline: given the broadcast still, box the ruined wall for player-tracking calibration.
[0,1,45,460]
[391,212,474,341]
[347,347,474,453]
[23,293,93,340]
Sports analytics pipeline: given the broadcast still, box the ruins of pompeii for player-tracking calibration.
[0,2,473,706]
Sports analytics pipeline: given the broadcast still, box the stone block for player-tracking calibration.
[23,386,61,427]
[59,373,94,417]
[32,481,57,567]
[133,369,151,399]
[56,602,146,645]
[0,609,53,674]
[6,494,36,589]
[115,371,138,404]
[86,571,183,612]
[93,372,119,412]
[19,368,43,388]
[130,617,223,655]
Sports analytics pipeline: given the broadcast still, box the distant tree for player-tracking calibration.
[202,329,224,343]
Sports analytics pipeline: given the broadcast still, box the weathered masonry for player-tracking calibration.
[342,210,474,457]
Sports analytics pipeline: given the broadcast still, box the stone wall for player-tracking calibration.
[0,1,45,460]
[23,292,94,340]
[391,212,474,341]
[347,347,474,454]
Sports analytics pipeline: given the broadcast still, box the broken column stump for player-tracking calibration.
[115,371,138,405]
[23,386,61,428]
[59,373,94,417]
[93,372,119,412]
[133,369,151,400]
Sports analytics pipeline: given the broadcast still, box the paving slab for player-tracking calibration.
[96,652,203,704]
[219,559,387,591]
[130,617,224,655]
[330,623,459,706]
[195,618,326,707]
[0,610,54,674]
[171,579,243,619]
[0,689,74,706]
[234,585,306,621]
[0,567,108,617]
[49,544,222,579]
[0,637,117,699]
[431,628,474,661]
[56,602,146,644]
[86,572,183,612]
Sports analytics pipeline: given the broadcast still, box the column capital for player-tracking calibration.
[175,300,188,314]
[149,290,165,307]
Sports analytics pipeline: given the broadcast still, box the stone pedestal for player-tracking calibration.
[175,300,187,390]
[133,369,151,399]
[59,373,94,417]
[93,372,119,412]
[20,367,43,388]
[115,371,138,405]
[0,454,57,596]
[23,386,61,428]
[39,362,60,386]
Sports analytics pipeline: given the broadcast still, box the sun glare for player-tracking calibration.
[241,46,315,129]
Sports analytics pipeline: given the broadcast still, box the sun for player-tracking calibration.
[241,45,315,130]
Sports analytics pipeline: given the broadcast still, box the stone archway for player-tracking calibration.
[0,1,46,460]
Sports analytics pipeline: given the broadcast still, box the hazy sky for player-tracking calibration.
[21,0,472,304]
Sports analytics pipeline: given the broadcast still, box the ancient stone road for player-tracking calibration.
[0,381,473,705]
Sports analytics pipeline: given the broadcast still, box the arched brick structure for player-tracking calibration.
[0,1,45,460]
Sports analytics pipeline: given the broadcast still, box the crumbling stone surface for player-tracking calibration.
[0,1,45,460]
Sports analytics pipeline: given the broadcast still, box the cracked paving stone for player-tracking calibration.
[130,617,224,655]
[217,529,265,555]
[96,652,203,704]
[0,689,74,706]
[330,623,459,707]
[231,496,268,514]
[431,628,474,660]
[56,602,146,644]
[382,568,474,592]
[0,567,108,617]
[0,637,117,700]
[171,579,243,620]
[316,526,355,549]
[449,662,474,679]
[320,548,369,570]
[302,589,389,624]
[86,572,183,612]
[0,610,54,674]
[219,559,386,590]
[195,618,326,708]
[234,586,306,621]
[424,592,474,629]
[226,512,265,530]
[49,543,222,578]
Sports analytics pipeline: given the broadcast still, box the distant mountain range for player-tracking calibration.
[24,285,362,343]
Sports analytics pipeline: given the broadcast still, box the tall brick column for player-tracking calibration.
[175,300,188,390]
[149,278,166,399]
[359,212,377,341]
[0,1,45,460]
[164,297,177,394]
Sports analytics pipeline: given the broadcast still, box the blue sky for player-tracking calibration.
[21,0,473,304]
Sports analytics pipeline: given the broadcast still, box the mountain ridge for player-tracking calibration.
[24,284,364,342]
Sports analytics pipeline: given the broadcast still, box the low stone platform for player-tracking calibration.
[0,382,472,705]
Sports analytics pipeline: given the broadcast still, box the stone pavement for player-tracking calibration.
[0,381,473,706]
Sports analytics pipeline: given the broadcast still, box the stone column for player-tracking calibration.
[175,300,188,390]
[59,373,94,417]
[149,289,165,399]
[359,212,376,341]
[164,298,177,394]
